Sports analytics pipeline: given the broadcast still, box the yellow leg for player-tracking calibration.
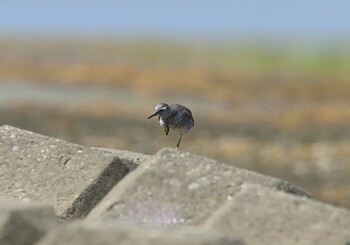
[176,134,183,150]
[163,125,169,136]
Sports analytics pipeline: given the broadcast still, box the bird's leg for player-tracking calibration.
[176,134,183,150]
[163,125,169,136]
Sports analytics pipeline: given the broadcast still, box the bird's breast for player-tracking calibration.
[159,117,166,126]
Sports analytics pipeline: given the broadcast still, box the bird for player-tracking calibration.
[147,103,194,149]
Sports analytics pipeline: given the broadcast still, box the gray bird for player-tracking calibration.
[147,103,194,149]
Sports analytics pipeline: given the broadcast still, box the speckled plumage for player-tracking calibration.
[147,103,194,149]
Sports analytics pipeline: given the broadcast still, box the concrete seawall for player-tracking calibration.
[0,125,349,245]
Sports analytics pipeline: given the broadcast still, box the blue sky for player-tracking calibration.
[1,0,350,39]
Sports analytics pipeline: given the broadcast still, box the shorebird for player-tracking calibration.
[147,103,194,149]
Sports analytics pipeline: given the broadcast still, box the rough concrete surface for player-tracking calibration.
[36,221,243,245]
[91,147,151,171]
[87,148,307,225]
[0,125,143,220]
[203,185,350,245]
[0,201,57,245]
[2,125,350,245]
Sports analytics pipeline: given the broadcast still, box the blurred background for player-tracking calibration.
[1,1,350,208]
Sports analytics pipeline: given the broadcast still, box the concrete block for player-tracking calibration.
[203,185,350,245]
[0,201,57,245]
[87,148,307,225]
[36,221,243,245]
[0,125,145,220]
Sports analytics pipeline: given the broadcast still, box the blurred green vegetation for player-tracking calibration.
[1,36,350,75]
[1,36,350,103]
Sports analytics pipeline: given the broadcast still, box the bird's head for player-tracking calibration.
[147,103,171,119]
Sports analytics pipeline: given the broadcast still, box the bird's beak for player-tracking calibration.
[147,111,159,119]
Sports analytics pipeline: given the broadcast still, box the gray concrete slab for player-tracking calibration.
[87,148,308,226]
[36,221,243,245]
[203,185,350,245]
[0,125,145,220]
[0,200,57,245]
